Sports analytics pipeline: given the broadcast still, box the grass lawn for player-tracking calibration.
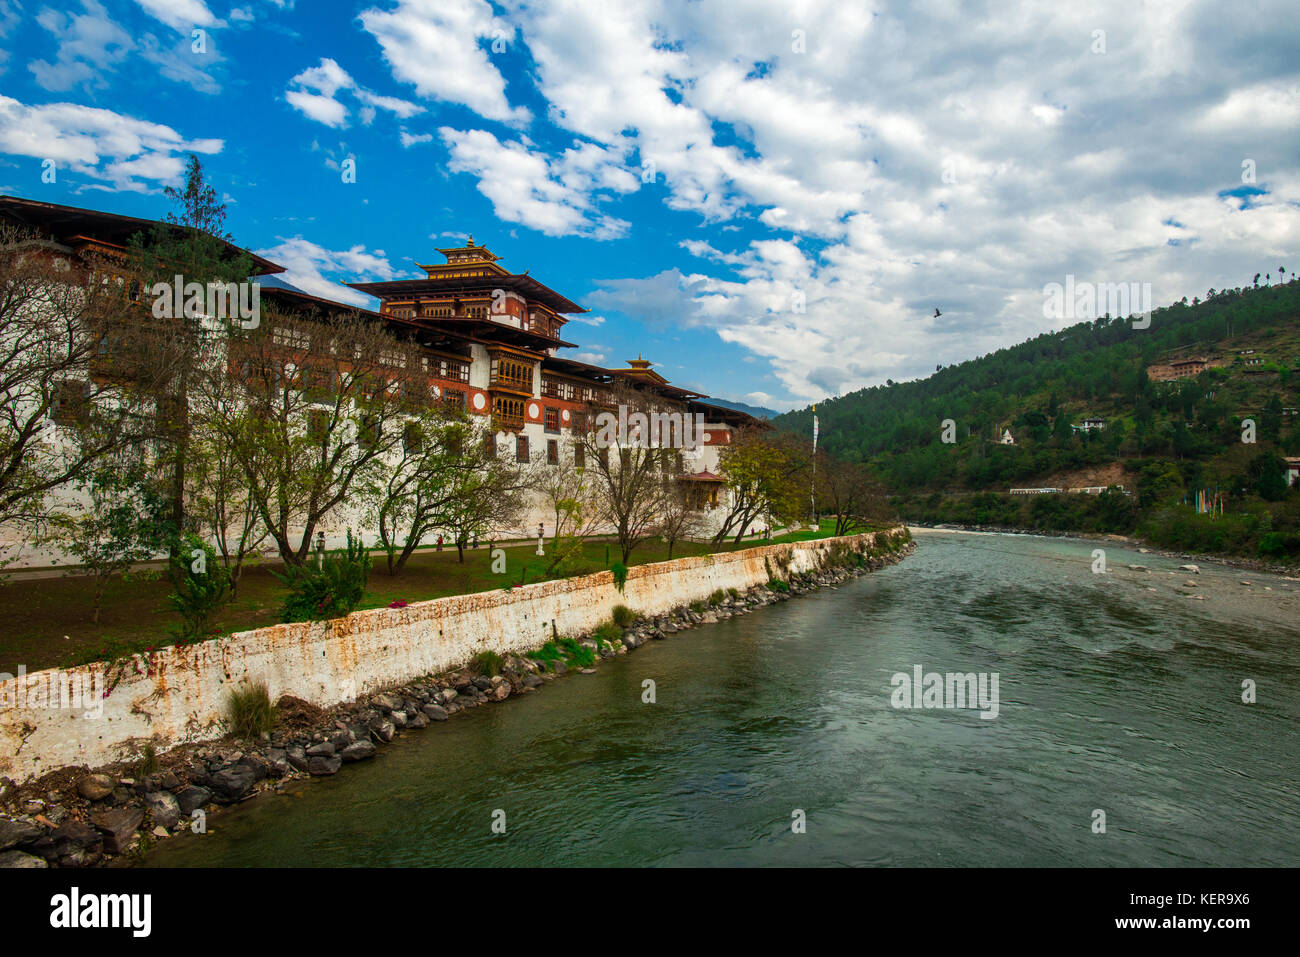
[0,519,872,672]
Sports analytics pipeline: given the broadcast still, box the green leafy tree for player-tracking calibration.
[166,532,231,641]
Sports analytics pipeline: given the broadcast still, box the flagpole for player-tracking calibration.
[811,406,818,528]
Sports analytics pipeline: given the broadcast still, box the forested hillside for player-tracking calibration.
[776,274,1300,557]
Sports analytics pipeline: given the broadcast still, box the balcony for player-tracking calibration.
[492,411,525,433]
[489,370,533,395]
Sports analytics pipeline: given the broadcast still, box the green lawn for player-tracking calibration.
[0,520,869,672]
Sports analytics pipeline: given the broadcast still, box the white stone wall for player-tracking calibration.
[0,529,899,783]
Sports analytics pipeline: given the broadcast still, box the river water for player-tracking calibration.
[144,530,1299,867]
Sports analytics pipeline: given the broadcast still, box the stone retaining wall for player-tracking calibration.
[0,528,902,783]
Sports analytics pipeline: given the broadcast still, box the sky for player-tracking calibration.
[0,0,1296,412]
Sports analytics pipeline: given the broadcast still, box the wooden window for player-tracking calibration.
[403,422,423,454]
[51,380,89,426]
[516,435,529,463]
[574,443,585,468]
[544,407,559,433]
[547,439,558,464]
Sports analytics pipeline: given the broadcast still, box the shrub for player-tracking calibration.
[527,641,563,671]
[557,636,596,668]
[610,561,629,593]
[610,603,636,628]
[727,587,739,599]
[708,589,726,605]
[166,533,231,642]
[136,742,159,777]
[274,530,372,622]
[689,600,706,613]
[593,620,623,649]
[767,579,789,593]
[225,681,276,740]
[469,650,503,677]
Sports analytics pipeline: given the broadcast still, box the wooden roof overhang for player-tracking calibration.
[0,194,286,275]
[344,274,587,314]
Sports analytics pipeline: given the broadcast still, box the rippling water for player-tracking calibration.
[144,531,1300,867]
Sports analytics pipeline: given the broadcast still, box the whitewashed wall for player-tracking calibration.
[0,529,897,783]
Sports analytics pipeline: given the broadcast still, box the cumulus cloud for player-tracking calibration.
[0,95,220,191]
[133,0,220,32]
[520,0,1300,402]
[440,127,634,239]
[359,0,529,125]
[28,0,131,92]
[285,57,421,128]
[253,237,408,308]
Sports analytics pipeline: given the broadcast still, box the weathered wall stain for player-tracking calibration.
[0,530,899,782]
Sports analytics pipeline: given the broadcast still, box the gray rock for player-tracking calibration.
[0,818,42,850]
[370,693,398,713]
[0,849,48,868]
[340,740,377,762]
[286,748,309,773]
[305,741,335,757]
[174,786,211,815]
[368,718,395,742]
[77,773,115,801]
[209,764,258,801]
[407,711,428,729]
[307,754,342,775]
[144,791,180,829]
[422,704,449,721]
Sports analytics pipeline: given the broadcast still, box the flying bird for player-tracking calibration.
[933,308,942,318]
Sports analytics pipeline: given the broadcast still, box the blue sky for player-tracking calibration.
[1,0,1297,411]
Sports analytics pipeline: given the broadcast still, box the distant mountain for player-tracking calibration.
[773,278,1300,493]
[704,397,780,420]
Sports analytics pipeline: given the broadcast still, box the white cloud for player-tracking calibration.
[440,127,633,239]
[253,237,407,308]
[133,0,219,32]
[571,351,607,365]
[0,95,221,191]
[567,313,605,326]
[285,57,421,129]
[400,130,434,148]
[359,0,529,125]
[28,0,131,92]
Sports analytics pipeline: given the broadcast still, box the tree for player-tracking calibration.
[815,453,890,535]
[0,225,174,569]
[49,461,174,623]
[223,308,421,565]
[441,440,529,563]
[575,384,674,564]
[657,479,707,557]
[129,155,254,544]
[712,426,803,545]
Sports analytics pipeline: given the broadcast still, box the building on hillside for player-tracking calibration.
[1146,355,1225,381]
[1286,457,1300,488]
[1071,416,1106,432]
[0,196,763,567]
[1000,428,1015,445]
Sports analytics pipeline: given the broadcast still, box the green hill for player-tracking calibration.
[776,276,1300,558]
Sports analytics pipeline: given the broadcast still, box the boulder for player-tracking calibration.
[422,704,449,721]
[143,792,180,829]
[0,850,47,868]
[0,818,42,851]
[308,755,341,776]
[209,765,258,802]
[90,806,145,854]
[340,740,377,762]
[306,741,335,757]
[77,773,115,801]
[368,718,395,742]
[174,786,212,815]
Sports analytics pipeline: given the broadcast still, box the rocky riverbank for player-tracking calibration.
[0,533,914,869]
[909,522,1298,576]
